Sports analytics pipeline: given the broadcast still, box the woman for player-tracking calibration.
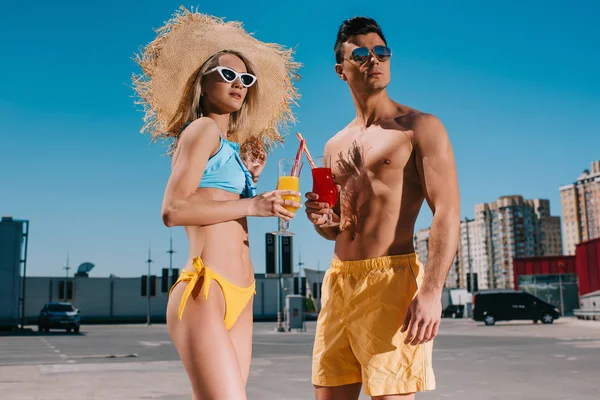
[133,8,301,399]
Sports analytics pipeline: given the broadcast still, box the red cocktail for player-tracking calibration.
[312,167,338,207]
[311,156,339,227]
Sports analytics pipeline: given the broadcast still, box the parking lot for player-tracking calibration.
[1,318,600,399]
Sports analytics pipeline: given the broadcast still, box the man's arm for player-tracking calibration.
[401,113,460,345]
[304,140,341,241]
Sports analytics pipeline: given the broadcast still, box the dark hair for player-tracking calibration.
[334,17,387,63]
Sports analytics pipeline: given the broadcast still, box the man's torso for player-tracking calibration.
[326,106,427,261]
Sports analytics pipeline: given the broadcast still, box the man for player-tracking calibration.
[305,16,460,399]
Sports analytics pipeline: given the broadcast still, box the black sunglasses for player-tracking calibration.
[347,45,392,65]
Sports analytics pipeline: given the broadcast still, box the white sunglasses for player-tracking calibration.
[203,66,257,88]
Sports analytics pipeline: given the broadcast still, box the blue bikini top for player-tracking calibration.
[198,136,256,198]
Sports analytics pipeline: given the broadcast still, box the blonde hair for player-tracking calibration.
[182,50,258,144]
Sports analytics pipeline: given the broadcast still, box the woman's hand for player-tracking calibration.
[243,147,267,184]
[248,190,301,220]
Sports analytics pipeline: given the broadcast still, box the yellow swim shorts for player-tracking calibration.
[311,253,435,396]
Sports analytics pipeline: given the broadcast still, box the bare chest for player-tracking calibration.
[329,129,414,188]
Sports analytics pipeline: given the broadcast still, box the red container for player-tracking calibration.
[576,237,600,296]
[311,167,338,207]
[513,255,576,291]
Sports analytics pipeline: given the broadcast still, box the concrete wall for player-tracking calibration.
[578,290,600,320]
[111,278,167,320]
[74,278,112,318]
[24,278,53,318]
[580,292,600,311]
[254,279,277,317]
[21,275,288,324]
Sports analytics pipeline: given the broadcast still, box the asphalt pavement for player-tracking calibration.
[1,318,599,399]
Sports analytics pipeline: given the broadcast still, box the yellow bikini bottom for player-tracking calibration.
[170,257,256,330]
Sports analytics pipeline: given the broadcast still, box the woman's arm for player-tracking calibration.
[161,118,298,227]
[161,118,250,227]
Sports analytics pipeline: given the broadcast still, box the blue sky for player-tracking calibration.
[1,0,598,277]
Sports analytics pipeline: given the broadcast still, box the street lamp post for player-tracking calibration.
[146,246,153,326]
[166,230,176,285]
[275,229,285,332]
[465,218,474,294]
[63,253,71,302]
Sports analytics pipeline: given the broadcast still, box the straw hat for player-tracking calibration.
[132,6,301,155]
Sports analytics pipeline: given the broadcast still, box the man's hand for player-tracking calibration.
[401,289,442,345]
[304,192,339,226]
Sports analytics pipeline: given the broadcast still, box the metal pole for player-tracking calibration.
[167,230,176,284]
[298,251,304,279]
[146,246,153,326]
[297,250,306,331]
[483,210,495,289]
[66,254,69,283]
[465,218,474,294]
[63,252,70,302]
[275,228,284,332]
[559,274,565,317]
[20,220,29,330]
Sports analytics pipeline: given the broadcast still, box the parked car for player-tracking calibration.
[473,291,560,326]
[442,304,465,318]
[38,302,81,333]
